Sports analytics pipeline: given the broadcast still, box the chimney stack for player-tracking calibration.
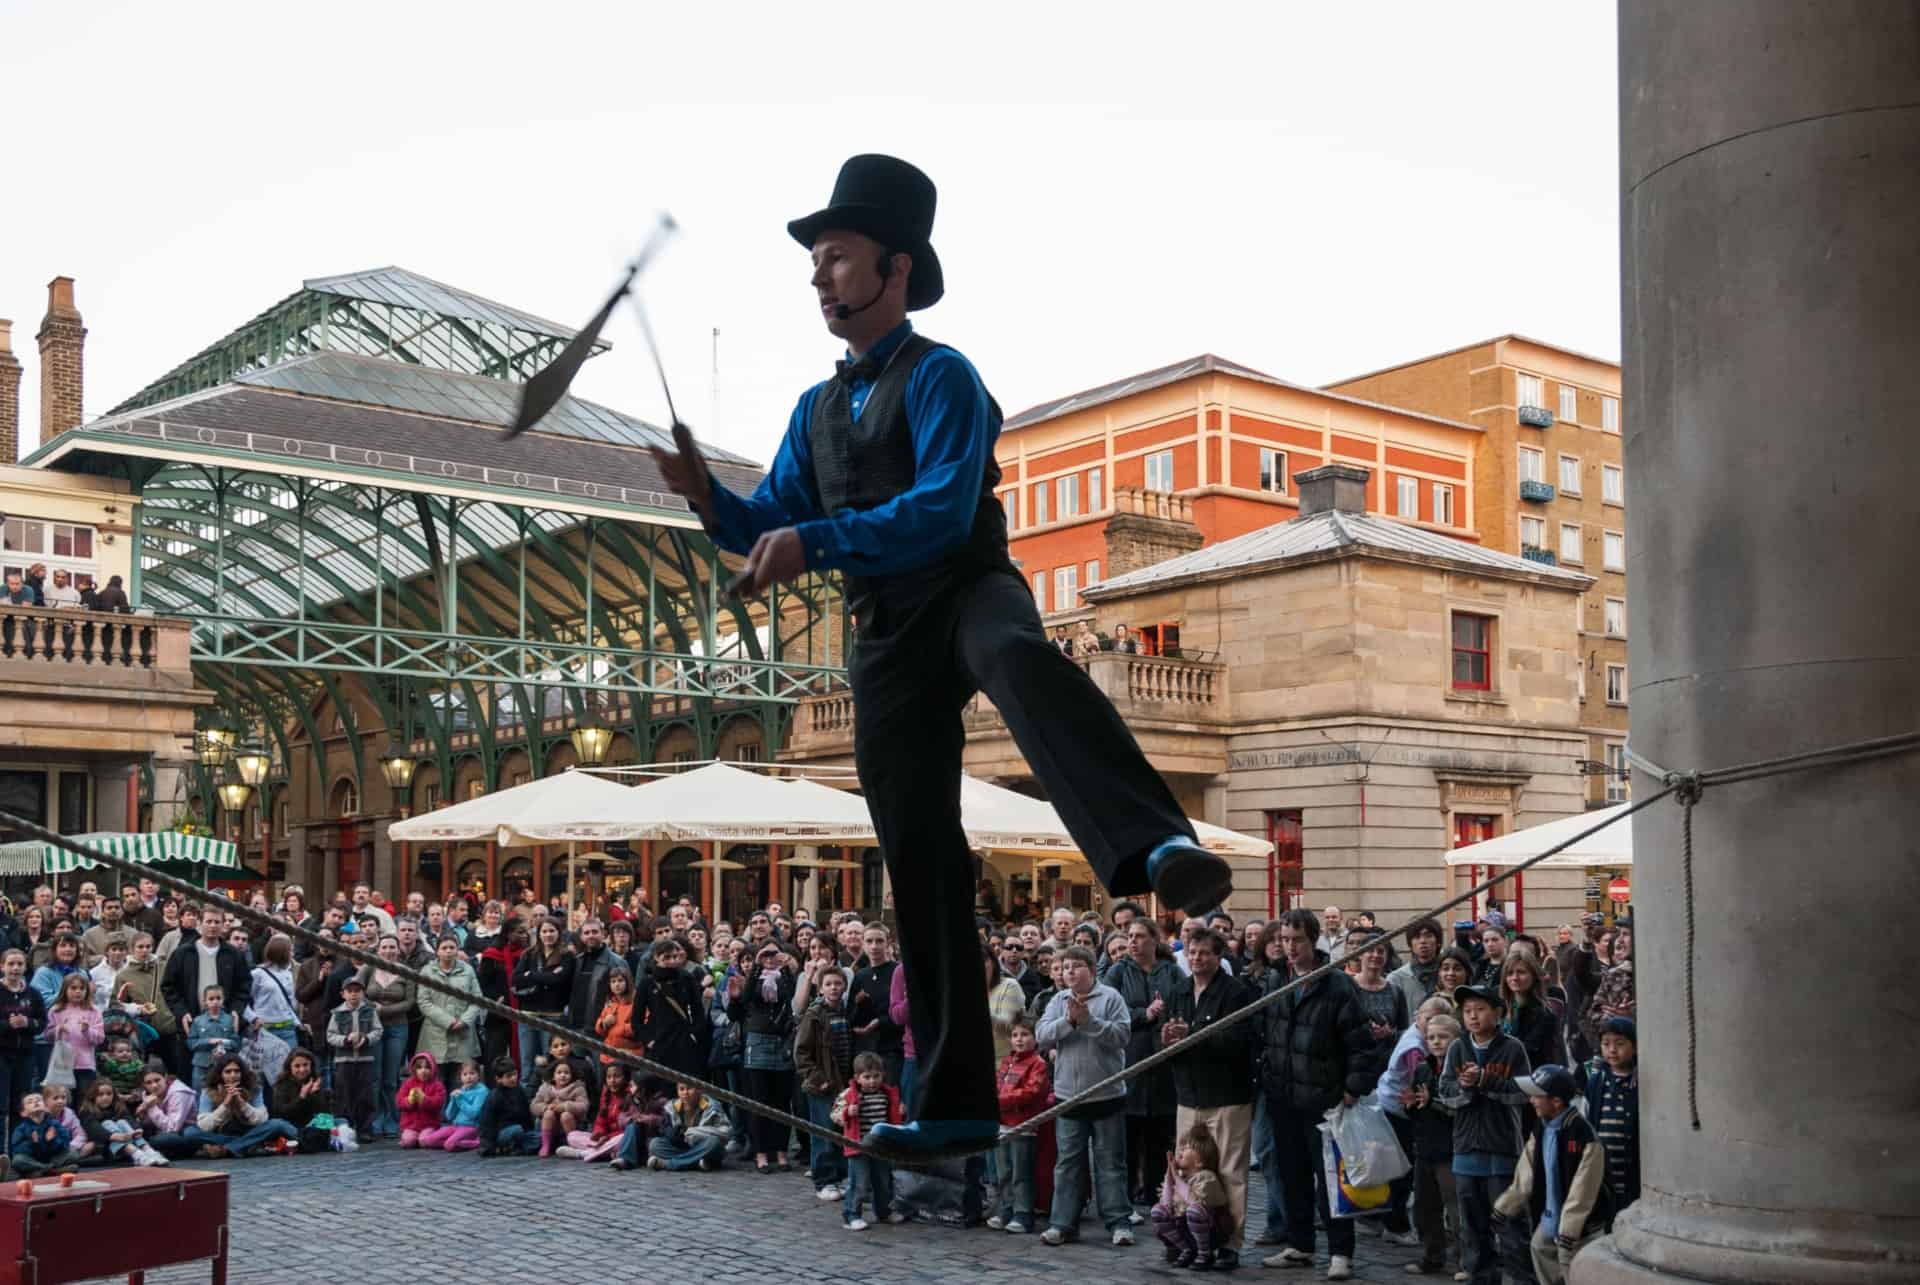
[1294,463,1371,518]
[0,320,20,463]
[36,276,86,443]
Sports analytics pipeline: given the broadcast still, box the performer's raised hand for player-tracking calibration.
[647,421,714,517]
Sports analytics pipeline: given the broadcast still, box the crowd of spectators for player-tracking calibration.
[0,876,1638,1282]
[1,565,131,611]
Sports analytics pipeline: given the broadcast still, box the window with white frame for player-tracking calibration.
[1144,450,1175,492]
[1517,372,1545,410]
[1518,446,1545,484]
[1088,467,1104,511]
[1558,384,1578,422]
[1001,490,1018,529]
[1520,515,1546,551]
[1032,481,1050,525]
[1559,454,1581,494]
[1604,530,1625,571]
[1604,597,1627,636]
[1056,474,1079,519]
[1258,448,1287,494]
[1602,396,1619,433]
[1031,572,1046,608]
[339,783,360,816]
[1605,742,1630,802]
[2,517,100,590]
[424,783,442,811]
[1560,522,1583,563]
[1605,663,1628,705]
[1602,464,1624,505]
[1396,476,1419,518]
[1054,564,1078,609]
[1432,483,1455,525]
[1084,559,1101,588]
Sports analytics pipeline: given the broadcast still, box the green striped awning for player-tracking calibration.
[0,831,241,877]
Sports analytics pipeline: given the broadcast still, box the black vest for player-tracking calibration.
[809,333,1012,617]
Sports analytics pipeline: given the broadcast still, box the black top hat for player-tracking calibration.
[788,154,945,311]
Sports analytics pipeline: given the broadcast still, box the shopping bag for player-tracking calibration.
[43,1039,77,1088]
[1326,1096,1409,1187]
[1320,1122,1393,1219]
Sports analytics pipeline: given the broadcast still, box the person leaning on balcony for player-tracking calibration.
[3,570,35,605]
[43,570,80,608]
[1112,624,1139,654]
[1073,620,1100,658]
[91,575,130,614]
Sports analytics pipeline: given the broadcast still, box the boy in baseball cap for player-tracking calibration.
[1440,985,1530,1284]
[1494,1065,1617,1284]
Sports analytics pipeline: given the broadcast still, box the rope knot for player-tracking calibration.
[1669,771,1704,807]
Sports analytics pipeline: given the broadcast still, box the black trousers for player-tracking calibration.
[1126,1112,1176,1204]
[1268,1097,1355,1259]
[851,569,1190,1124]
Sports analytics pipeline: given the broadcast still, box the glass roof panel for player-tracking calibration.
[302,267,596,346]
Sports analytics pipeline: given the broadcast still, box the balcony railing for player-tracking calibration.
[1521,546,1559,566]
[786,652,1227,758]
[1519,479,1556,503]
[0,603,185,673]
[1518,405,1554,428]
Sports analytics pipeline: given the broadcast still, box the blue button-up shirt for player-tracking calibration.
[703,321,996,576]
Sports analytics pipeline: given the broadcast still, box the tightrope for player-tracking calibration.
[8,726,1913,1159]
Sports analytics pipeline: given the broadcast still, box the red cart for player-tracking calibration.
[0,1168,228,1284]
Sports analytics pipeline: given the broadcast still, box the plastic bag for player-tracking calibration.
[242,1029,289,1085]
[330,1123,359,1153]
[1325,1096,1409,1188]
[43,1039,77,1088]
[1320,1121,1393,1219]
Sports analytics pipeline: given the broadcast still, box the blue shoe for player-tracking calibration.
[1146,835,1234,916]
[864,1119,1000,1158]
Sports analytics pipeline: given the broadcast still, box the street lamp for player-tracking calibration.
[232,745,272,788]
[569,711,614,767]
[380,751,419,791]
[197,720,237,768]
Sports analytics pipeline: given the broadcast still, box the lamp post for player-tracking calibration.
[569,712,613,768]
[232,745,271,789]
[196,719,237,769]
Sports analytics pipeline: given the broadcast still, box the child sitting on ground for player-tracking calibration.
[477,1057,538,1156]
[529,1057,589,1156]
[78,1077,165,1166]
[270,1048,334,1152]
[534,1033,596,1097]
[1407,1012,1463,1277]
[1150,1121,1234,1269]
[10,1092,79,1176]
[422,1060,487,1152]
[990,1012,1052,1234]
[186,984,239,1087]
[41,1086,92,1164]
[561,1059,637,1162]
[133,1063,201,1160]
[396,1052,448,1148]
[832,1051,904,1230]
[629,1079,729,1171]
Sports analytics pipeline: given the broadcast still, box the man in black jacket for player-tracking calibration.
[1258,908,1375,1280]
[1163,926,1258,1270]
[567,918,628,1032]
[159,906,252,1067]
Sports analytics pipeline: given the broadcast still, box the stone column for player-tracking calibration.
[1578,7,1920,1283]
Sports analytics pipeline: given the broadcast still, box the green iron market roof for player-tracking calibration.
[301,266,598,346]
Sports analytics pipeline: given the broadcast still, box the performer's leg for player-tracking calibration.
[952,572,1227,905]
[852,620,997,1138]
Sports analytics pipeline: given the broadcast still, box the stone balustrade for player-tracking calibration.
[0,603,190,677]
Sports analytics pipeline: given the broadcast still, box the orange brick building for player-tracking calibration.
[996,355,1485,621]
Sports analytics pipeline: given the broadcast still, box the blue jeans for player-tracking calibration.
[898,1056,918,1120]
[181,1120,298,1157]
[1251,1094,1286,1239]
[806,1092,847,1188]
[844,1153,895,1222]
[995,1135,1036,1222]
[1050,1110,1131,1235]
[517,1016,554,1089]
[491,1123,540,1155]
[647,1130,725,1170]
[1456,1169,1514,1285]
[371,1024,408,1135]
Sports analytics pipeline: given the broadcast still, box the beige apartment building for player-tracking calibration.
[1326,337,1629,809]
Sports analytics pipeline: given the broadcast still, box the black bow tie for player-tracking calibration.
[835,355,882,386]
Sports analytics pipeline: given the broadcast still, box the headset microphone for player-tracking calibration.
[832,253,894,321]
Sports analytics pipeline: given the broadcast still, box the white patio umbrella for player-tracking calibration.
[389,769,639,915]
[1444,803,1634,868]
[956,774,1273,859]
[511,762,878,844]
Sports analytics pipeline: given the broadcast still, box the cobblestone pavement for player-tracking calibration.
[77,1144,1430,1285]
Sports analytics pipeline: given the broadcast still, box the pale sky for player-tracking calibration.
[1,2,1620,467]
